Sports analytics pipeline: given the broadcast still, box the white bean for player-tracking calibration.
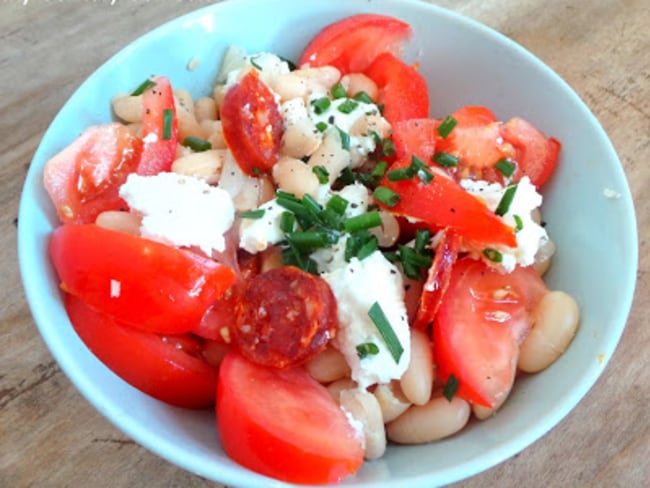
[341,73,378,101]
[281,118,322,159]
[111,94,143,123]
[171,149,226,184]
[272,156,320,198]
[305,347,351,384]
[194,96,218,122]
[174,93,206,142]
[327,378,357,400]
[518,291,580,373]
[369,210,400,248]
[386,395,470,444]
[373,381,411,423]
[533,238,556,276]
[339,389,386,460]
[200,119,227,150]
[400,328,434,405]
[472,388,511,420]
[270,66,341,102]
[95,210,141,235]
[307,130,351,183]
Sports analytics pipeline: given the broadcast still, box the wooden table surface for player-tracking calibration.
[1,1,648,486]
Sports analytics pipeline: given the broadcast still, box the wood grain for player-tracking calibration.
[1,1,648,487]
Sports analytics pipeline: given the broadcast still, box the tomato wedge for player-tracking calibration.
[50,224,236,334]
[220,71,283,176]
[65,293,218,409]
[137,76,178,175]
[364,52,429,124]
[217,351,363,484]
[391,118,439,162]
[298,14,411,74]
[433,258,548,408]
[43,123,142,224]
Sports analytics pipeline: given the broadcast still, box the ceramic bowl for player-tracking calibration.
[18,0,638,486]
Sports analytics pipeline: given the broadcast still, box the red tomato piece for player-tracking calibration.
[217,351,363,484]
[433,258,548,408]
[413,228,462,331]
[220,71,283,176]
[391,118,440,162]
[298,14,412,74]
[65,293,218,409]
[234,266,337,368]
[137,76,178,175]
[382,159,517,248]
[500,117,561,188]
[49,224,236,334]
[43,123,142,224]
[364,52,429,124]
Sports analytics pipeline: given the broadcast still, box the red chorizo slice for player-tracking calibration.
[235,266,338,368]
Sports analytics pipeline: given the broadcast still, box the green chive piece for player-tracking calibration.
[387,167,415,182]
[311,97,331,114]
[356,342,380,359]
[326,194,349,215]
[410,155,434,184]
[315,121,328,132]
[286,231,332,252]
[239,209,265,219]
[162,108,174,140]
[312,165,330,184]
[278,55,297,71]
[353,91,374,104]
[336,127,351,150]
[432,151,459,168]
[373,186,400,207]
[130,78,156,96]
[343,211,382,233]
[514,214,524,232]
[282,244,318,274]
[338,99,359,114]
[356,236,378,260]
[368,302,404,363]
[252,167,262,176]
[280,211,296,233]
[483,248,503,263]
[182,136,212,152]
[443,374,460,401]
[382,139,396,158]
[250,56,263,70]
[437,115,458,139]
[371,161,388,179]
[330,82,347,99]
[495,185,518,216]
[414,229,432,254]
[370,130,382,145]
[495,158,516,177]
[345,230,376,261]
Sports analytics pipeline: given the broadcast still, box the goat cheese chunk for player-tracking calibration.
[238,199,286,253]
[460,176,548,272]
[322,251,411,389]
[119,172,235,255]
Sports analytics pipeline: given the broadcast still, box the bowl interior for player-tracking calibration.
[18,0,638,486]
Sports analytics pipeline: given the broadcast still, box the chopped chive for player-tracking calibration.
[399,245,432,270]
[336,127,351,150]
[495,158,516,177]
[315,121,328,132]
[368,302,404,363]
[130,78,156,96]
[162,108,174,140]
[282,244,318,274]
[387,167,415,181]
[513,214,524,232]
[239,209,265,219]
[280,211,296,233]
[250,56,263,70]
[336,166,355,186]
[357,235,378,260]
[377,103,385,114]
[373,186,400,207]
[286,230,333,252]
[414,229,432,254]
[311,96,331,114]
[483,248,503,263]
[371,161,388,179]
[343,211,382,233]
[356,342,380,359]
[330,82,347,99]
[278,55,297,71]
[353,91,374,104]
[432,151,459,168]
[410,155,434,184]
[182,136,212,152]
[382,139,396,158]
[370,130,382,145]
[326,194,349,215]
[312,165,330,184]
[302,193,322,216]
[338,99,359,114]
[443,374,460,401]
[437,115,458,139]
[495,185,518,216]
[252,167,262,176]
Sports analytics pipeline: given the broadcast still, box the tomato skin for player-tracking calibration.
[65,293,218,409]
[364,52,429,124]
[235,266,338,368]
[433,258,548,408]
[43,123,142,224]
[137,76,178,175]
[391,118,440,162]
[49,224,236,334]
[217,351,363,484]
[298,14,412,74]
[220,71,283,176]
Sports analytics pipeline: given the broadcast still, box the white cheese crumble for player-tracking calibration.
[460,176,548,272]
[322,251,411,389]
[225,52,290,89]
[238,199,287,253]
[119,172,235,255]
[110,279,121,298]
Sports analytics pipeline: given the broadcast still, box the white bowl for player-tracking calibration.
[18,0,638,486]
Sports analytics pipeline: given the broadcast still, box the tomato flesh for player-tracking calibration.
[65,293,218,409]
[50,224,236,334]
[217,351,363,484]
[43,123,142,224]
[391,118,440,162]
[298,14,411,74]
[433,258,548,407]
